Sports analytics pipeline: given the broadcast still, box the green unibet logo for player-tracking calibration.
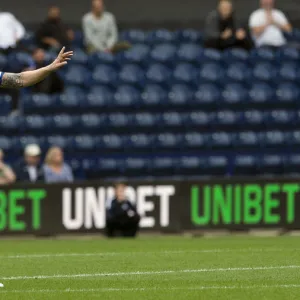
[191,183,298,226]
[0,189,46,231]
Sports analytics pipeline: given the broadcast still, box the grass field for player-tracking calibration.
[0,235,300,299]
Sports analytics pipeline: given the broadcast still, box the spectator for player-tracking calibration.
[0,11,25,51]
[0,149,16,185]
[82,0,118,53]
[36,5,74,51]
[30,48,64,94]
[14,144,44,183]
[204,0,253,50]
[106,182,140,238]
[249,0,292,47]
[43,147,73,183]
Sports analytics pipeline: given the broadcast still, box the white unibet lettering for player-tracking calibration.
[84,188,106,229]
[137,186,155,228]
[156,186,174,227]
[62,188,84,230]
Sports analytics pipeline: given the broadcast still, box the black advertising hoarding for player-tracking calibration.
[0,178,300,236]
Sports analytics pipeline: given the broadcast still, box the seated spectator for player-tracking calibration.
[249,0,292,47]
[43,147,73,183]
[14,144,44,182]
[106,182,140,238]
[82,0,119,53]
[30,48,64,94]
[0,149,16,185]
[36,5,74,51]
[0,11,25,51]
[204,0,253,50]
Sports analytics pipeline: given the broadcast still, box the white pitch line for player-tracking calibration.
[1,284,300,294]
[0,248,298,259]
[0,265,299,281]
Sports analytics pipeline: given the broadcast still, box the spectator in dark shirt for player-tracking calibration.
[36,5,74,51]
[14,144,44,182]
[204,0,253,50]
[106,182,140,238]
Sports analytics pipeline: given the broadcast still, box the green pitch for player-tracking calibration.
[0,235,299,300]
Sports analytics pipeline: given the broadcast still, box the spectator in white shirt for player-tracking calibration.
[249,0,292,47]
[0,12,25,50]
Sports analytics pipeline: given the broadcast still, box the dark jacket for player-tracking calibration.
[107,199,139,222]
[14,160,44,183]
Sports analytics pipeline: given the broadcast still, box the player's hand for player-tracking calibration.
[49,47,73,71]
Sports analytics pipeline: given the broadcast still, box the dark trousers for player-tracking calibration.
[205,37,253,51]
[106,215,140,238]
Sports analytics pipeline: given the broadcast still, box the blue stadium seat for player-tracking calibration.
[252,62,277,83]
[265,110,293,126]
[194,83,221,106]
[147,29,176,44]
[107,113,132,128]
[18,136,46,152]
[222,83,247,106]
[92,65,118,87]
[260,154,284,174]
[127,134,154,150]
[120,44,150,65]
[150,44,177,65]
[222,48,249,64]
[70,48,88,66]
[288,131,300,146]
[63,86,85,96]
[155,133,182,149]
[214,111,241,126]
[96,158,123,175]
[65,65,89,87]
[22,94,55,114]
[134,112,158,128]
[80,114,107,132]
[141,84,167,107]
[24,115,49,133]
[0,95,11,115]
[199,63,224,84]
[7,52,34,72]
[87,51,115,69]
[161,112,184,128]
[124,158,149,173]
[52,114,78,133]
[206,156,228,175]
[120,29,147,44]
[114,85,140,107]
[0,137,13,152]
[47,136,71,149]
[0,115,21,133]
[168,84,193,106]
[209,132,232,148]
[235,131,260,148]
[259,131,286,147]
[278,63,299,83]
[100,134,124,150]
[72,31,84,48]
[202,48,222,63]
[233,154,259,175]
[276,82,300,104]
[250,47,277,63]
[278,47,300,63]
[177,29,203,43]
[183,132,207,149]
[173,63,198,86]
[119,64,145,87]
[0,53,7,70]
[186,111,213,127]
[57,94,84,112]
[243,110,264,126]
[146,64,171,86]
[178,156,204,174]
[151,157,177,174]
[225,62,250,84]
[73,135,95,151]
[249,83,274,104]
[285,153,300,173]
[87,86,114,109]
[177,43,202,64]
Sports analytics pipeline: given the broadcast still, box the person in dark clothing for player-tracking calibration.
[36,5,74,51]
[106,182,140,238]
[14,144,44,183]
[204,0,253,50]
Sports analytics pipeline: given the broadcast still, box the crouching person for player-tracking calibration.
[106,182,140,238]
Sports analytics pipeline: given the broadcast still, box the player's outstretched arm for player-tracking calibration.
[0,47,73,89]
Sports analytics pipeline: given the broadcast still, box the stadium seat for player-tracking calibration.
[7,52,34,72]
[249,83,274,104]
[147,29,176,44]
[252,62,277,83]
[72,30,84,49]
[73,135,95,151]
[259,131,286,147]
[24,115,49,133]
[87,51,115,69]
[0,95,11,115]
[150,44,177,65]
[209,132,232,148]
[114,85,140,108]
[0,53,7,70]
[177,29,203,43]
[222,83,247,106]
[70,48,88,66]
[134,112,158,128]
[119,64,145,87]
[0,137,13,152]
[65,65,89,87]
[265,110,293,126]
[107,113,132,129]
[278,47,300,63]
[80,114,107,133]
[161,112,184,128]
[260,154,285,174]
[18,136,46,152]
[120,44,150,65]
[92,65,118,87]
[120,29,147,44]
[124,158,149,174]
[168,84,193,106]
[222,48,249,64]
[250,47,277,63]
[141,84,167,107]
[199,63,224,84]
[96,158,123,176]
[194,83,221,107]
[146,64,171,86]
[285,153,300,173]
[64,85,85,96]
[202,48,222,63]
[22,94,55,114]
[288,131,300,146]
[183,132,207,149]
[151,157,177,174]
[233,154,259,175]
[235,131,260,148]
[276,82,300,104]
[225,62,250,84]
[176,43,202,64]
[87,86,114,109]
[127,134,154,150]
[173,63,198,86]
[243,110,265,126]
[214,110,241,126]
[52,114,78,133]
[100,134,124,150]
[47,135,72,149]
[178,156,204,174]
[155,133,182,149]
[58,93,84,112]
[186,111,213,127]
[0,115,21,133]
[206,156,228,175]
[278,63,299,82]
